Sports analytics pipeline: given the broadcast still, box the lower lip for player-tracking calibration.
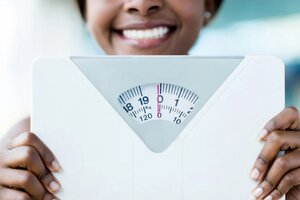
[114,30,175,49]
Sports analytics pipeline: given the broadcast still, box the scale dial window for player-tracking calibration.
[118,83,199,125]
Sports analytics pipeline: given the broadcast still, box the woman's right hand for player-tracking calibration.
[0,132,61,200]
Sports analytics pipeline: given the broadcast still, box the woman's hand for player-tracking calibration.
[0,129,61,199]
[250,106,300,200]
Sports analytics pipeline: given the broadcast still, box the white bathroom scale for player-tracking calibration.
[31,56,285,199]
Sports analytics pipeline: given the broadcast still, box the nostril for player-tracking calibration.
[148,5,160,14]
[127,5,161,15]
[128,8,139,14]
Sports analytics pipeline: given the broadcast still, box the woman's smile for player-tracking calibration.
[112,21,177,49]
[86,0,207,55]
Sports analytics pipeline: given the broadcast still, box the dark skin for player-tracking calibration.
[0,118,61,200]
[85,0,210,55]
[250,107,300,200]
[0,0,300,199]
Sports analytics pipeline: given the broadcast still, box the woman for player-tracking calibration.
[0,0,299,199]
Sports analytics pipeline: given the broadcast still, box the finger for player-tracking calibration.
[263,168,300,200]
[250,130,300,182]
[258,106,300,141]
[0,186,31,200]
[3,146,60,194]
[9,132,61,172]
[252,149,300,199]
[0,168,56,200]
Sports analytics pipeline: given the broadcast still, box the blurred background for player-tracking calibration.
[191,0,300,108]
[0,0,299,135]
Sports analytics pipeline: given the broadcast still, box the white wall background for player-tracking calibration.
[0,0,101,137]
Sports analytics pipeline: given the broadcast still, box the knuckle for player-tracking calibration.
[274,156,289,171]
[264,177,275,188]
[19,171,35,187]
[268,131,282,144]
[287,106,299,114]
[38,191,47,200]
[42,192,55,200]
[17,193,32,200]
[274,187,285,198]
[257,154,269,165]
[39,169,51,181]
[283,172,296,187]
[21,146,38,162]
[43,148,54,164]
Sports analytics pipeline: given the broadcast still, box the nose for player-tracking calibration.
[124,0,163,16]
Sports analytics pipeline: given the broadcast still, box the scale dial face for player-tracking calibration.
[118,83,199,125]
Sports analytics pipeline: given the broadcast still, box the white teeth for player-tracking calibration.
[123,26,170,40]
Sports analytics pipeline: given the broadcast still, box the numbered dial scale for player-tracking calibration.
[118,83,199,125]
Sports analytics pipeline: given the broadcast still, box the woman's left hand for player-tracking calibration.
[250,106,300,200]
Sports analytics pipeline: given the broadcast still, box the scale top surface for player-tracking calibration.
[31,56,285,199]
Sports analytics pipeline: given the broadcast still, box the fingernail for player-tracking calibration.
[264,195,273,200]
[52,160,61,172]
[50,180,60,193]
[250,168,260,181]
[252,187,263,198]
[258,129,268,141]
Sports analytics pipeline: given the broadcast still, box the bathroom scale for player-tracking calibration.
[31,56,285,199]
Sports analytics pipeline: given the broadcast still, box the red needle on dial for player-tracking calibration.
[157,84,161,117]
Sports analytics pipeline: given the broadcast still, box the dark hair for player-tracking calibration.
[77,0,85,19]
[214,0,223,12]
[77,0,223,20]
